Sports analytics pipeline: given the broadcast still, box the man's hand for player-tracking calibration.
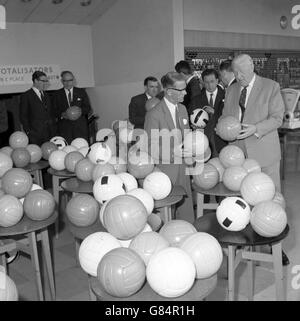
[191,124,205,131]
[61,112,68,120]
[203,106,214,115]
[237,123,257,140]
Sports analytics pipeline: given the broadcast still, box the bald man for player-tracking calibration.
[222,54,284,191]
[222,54,288,265]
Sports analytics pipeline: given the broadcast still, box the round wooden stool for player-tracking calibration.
[0,211,58,301]
[192,182,240,218]
[194,212,289,301]
[47,168,76,238]
[89,274,217,301]
[24,160,49,188]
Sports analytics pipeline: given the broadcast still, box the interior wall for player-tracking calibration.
[88,0,175,129]
[0,23,95,94]
[184,0,300,37]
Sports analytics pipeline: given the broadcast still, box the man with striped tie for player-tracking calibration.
[20,71,56,145]
[52,71,91,144]
[192,68,226,157]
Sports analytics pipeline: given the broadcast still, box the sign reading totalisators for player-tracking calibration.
[0,64,61,86]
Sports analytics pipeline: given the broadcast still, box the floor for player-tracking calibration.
[4,164,300,301]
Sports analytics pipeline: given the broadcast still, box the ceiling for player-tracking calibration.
[0,0,118,25]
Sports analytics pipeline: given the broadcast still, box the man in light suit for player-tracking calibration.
[222,54,288,265]
[144,72,194,223]
[222,54,284,190]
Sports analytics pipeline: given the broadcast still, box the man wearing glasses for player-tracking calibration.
[20,71,56,145]
[52,71,91,144]
[144,72,194,223]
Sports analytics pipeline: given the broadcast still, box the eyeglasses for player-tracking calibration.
[168,87,186,92]
[62,79,74,82]
[39,79,49,83]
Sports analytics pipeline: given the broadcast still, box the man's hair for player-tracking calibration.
[201,68,219,81]
[219,60,233,72]
[161,72,185,89]
[175,60,192,75]
[144,76,158,86]
[61,70,74,78]
[32,71,47,82]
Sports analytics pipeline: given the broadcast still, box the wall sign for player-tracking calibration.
[0,64,61,86]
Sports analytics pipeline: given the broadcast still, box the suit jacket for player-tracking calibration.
[144,99,194,223]
[193,86,227,156]
[52,87,91,144]
[222,75,284,167]
[19,88,56,145]
[128,93,148,129]
[0,101,8,134]
[183,76,202,115]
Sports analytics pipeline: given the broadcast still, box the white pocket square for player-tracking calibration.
[77,98,82,101]
[183,118,188,125]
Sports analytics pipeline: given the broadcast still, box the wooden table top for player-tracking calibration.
[0,211,58,237]
[47,168,76,178]
[61,178,93,194]
[90,274,217,301]
[24,160,49,172]
[194,212,289,246]
[192,182,241,197]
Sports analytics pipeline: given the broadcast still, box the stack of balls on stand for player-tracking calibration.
[203,116,288,237]
[74,137,224,298]
[0,131,43,169]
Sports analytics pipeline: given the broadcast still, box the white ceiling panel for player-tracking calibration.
[1,0,117,25]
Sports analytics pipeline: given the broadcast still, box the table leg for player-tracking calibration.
[75,238,80,266]
[28,232,44,301]
[272,242,285,301]
[88,275,96,301]
[38,169,44,188]
[247,247,254,301]
[40,229,56,301]
[52,176,60,239]
[1,254,7,274]
[161,206,171,223]
[228,245,235,301]
[282,134,287,181]
[197,193,204,218]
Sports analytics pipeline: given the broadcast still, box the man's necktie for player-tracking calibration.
[68,90,72,107]
[239,86,248,122]
[40,91,47,109]
[209,93,214,108]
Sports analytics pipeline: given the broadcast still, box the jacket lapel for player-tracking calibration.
[244,76,262,122]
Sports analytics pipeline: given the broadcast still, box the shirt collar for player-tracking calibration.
[164,97,177,109]
[228,77,235,87]
[206,88,218,97]
[32,86,41,97]
[146,93,152,100]
[65,87,73,94]
[243,74,256,90]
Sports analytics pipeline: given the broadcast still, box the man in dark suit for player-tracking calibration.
[192,69,227,156]
[128,76,160,129]
[219,59,237,89]
[52,71,91,144]
[175,60,202,115]
[20,71,56,145]
[144,72,194,223]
